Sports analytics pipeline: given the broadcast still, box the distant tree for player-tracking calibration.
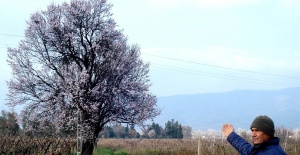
[113,124,126,138]
[129,124,135,131]
[139,123,150,138]
[125,124,129,136]
[147,122,164,138]
[182,126,192,139]
[99,126,115,138]
[0,110,20,136]
[99,123,139,138]
[6,0,160,154]
[165,119,183,138]
[240,130,250,141]
[128,128,140,138]
[148,129,156,138]
[275,126,291,142]
[127,124,140,138]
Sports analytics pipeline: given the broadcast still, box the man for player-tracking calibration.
[222,115,286,155]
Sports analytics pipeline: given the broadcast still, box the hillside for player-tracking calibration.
[154,87,300,130]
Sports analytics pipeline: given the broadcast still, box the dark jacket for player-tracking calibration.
[227,132,286,155]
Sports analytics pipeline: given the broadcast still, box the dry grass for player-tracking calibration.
[0,136,75,155]
[97,138,238,155]
[97,138,299,155]
[0,136,297,154]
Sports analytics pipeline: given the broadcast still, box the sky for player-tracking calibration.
[1,0,300,111]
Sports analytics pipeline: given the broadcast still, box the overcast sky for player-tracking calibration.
[1,0,300,111]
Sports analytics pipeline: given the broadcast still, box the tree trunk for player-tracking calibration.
[81,140,95,155]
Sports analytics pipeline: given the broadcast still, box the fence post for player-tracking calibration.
[284,130,288,152]
[77,109,82,155]
[198,136,202,155]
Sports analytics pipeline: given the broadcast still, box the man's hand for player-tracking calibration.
[222,124,234,137]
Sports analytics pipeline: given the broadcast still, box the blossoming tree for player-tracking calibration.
[6,0,160,154]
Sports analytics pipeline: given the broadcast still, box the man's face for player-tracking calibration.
[251,128,270,145]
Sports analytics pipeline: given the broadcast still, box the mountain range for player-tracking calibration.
[153,87,300,131]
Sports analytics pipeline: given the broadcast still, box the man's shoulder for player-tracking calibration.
[253,138,286,155]
[264,149,286,155]
[263,141,286,155]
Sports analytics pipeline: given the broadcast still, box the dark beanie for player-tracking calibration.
[250,115,275,137]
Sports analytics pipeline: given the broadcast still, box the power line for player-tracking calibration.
[151,63,300,87]
[143,53,300,79]
[1,33,299,80]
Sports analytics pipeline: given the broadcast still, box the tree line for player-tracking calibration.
[99,119,192,139]
[0,110,191,139]
[0,110,19,136]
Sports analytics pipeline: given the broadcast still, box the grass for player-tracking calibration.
[92,147,194,155]
[91,148,128,155]
[70,148,128,155]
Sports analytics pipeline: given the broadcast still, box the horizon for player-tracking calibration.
[1,87,300,132]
